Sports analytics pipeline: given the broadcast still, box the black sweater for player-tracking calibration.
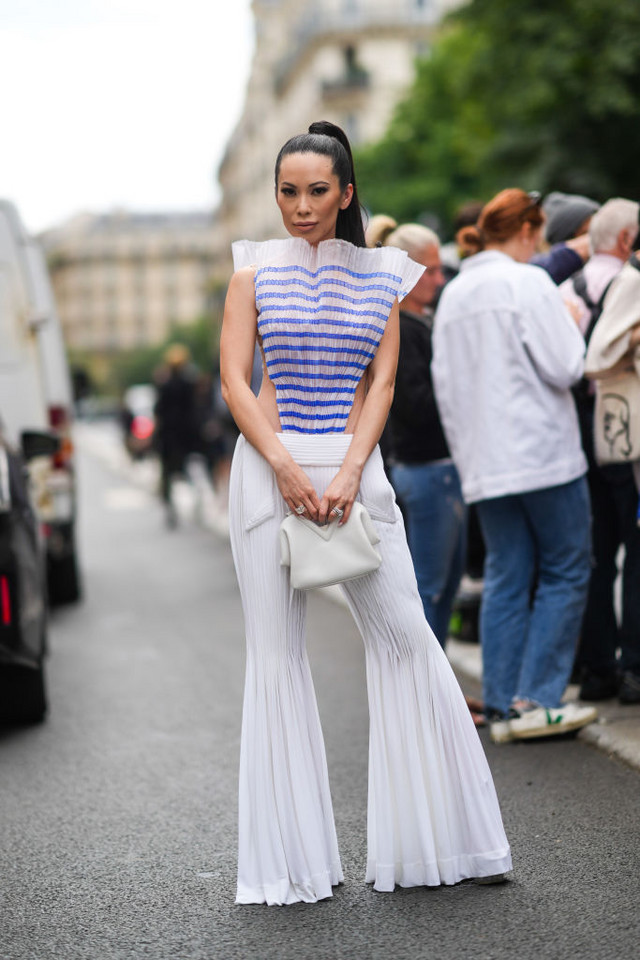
[386,309,450,464]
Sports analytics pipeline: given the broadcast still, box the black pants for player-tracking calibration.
[160,450,188,504]
[576,458,640,676]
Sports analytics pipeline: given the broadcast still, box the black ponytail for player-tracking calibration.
[274,120,366,247]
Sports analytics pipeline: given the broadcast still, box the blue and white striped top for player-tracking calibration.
[232,238,425,434]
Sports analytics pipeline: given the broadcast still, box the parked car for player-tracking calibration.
[0,199,81,605]
[0,427,58,724]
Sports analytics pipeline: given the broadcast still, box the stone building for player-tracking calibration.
[42,210,217,354]
[216,0,462,265]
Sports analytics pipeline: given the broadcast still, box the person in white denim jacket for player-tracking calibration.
[432,187,597,744]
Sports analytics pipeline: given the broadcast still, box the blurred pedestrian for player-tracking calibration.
[367,219,466,646]
[543,191,600,246]
[558,199,639,700]
[432,188,597,743]
[579,241,640,704]
[220,121,511,905]
[438,201,485,284]
[153,343,199,528]
[529,190,599,285]
[560,199,638,340]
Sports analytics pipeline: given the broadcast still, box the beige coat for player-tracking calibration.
[585,258,640,480]
[585,258,640,380]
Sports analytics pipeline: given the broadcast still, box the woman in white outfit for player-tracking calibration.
[220,121,511,906]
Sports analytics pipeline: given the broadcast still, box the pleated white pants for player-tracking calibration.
[229,433,512,906]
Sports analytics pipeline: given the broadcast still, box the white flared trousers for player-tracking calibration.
[229,433,512,906]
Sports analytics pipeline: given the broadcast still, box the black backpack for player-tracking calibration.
[572,269,615,347]
[571,269,616,406]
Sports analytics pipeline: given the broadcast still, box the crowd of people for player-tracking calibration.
[152,183,640,744]
[370,189,640,743]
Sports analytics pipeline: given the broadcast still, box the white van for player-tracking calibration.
[0,199,81,604]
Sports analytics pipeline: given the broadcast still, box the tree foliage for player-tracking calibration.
[70,311,221,398]
[356,0,640,235]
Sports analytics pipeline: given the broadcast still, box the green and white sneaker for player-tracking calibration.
[509,703,597,740]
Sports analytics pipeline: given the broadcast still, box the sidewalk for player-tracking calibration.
[74,419,231,538]
[321,586,640,772]
[447,636,640,772]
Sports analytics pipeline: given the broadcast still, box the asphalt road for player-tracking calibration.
[1,445,639,960]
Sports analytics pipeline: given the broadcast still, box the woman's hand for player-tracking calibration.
[318,462,363,525]
[274,458,322,522]
[563,297,583,326]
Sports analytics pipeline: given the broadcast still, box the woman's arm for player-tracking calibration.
[220,268,323,519]
[318,301,400,524]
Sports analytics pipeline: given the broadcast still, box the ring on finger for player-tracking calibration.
[331,506,344,519]
[295,504,306,515]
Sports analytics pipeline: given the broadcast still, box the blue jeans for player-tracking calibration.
[391,460,467,646]
[476,477,591,716]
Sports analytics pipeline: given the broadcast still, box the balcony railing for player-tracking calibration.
[275,0,443,94]
[322,68,370,99]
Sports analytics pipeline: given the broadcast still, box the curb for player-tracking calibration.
[447,637,640,772]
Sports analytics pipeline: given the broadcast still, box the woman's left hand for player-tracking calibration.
[318,462,362,525]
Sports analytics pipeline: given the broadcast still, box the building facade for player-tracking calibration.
[217,0,462,264]
[42,210,217,354]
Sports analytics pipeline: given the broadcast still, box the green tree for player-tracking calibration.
[356,0,640,234]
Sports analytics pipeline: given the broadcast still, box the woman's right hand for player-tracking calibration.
[274,458,322,522]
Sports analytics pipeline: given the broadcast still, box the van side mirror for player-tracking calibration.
[20,430,60,461]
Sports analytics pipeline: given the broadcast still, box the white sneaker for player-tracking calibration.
[489,716,515,743]
[509,703,598,740]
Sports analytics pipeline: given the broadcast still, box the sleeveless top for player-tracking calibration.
[232,238,424,434]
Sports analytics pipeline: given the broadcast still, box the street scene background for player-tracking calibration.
[2,436,640,959]
[2,0,640,957]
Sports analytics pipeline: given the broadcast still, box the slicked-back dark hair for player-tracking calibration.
[274,120,366,247]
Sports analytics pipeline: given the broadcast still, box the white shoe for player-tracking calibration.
[489,717,515,743]
[509,703,597,740]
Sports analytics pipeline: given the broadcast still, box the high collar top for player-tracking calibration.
[232,238,424,434]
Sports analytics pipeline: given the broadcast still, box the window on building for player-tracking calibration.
[343,113,359,145]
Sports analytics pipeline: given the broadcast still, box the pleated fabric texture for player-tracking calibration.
[231,238,426,435]
[229,433,512,906]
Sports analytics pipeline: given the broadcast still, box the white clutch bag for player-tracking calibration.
[279,501,382,590]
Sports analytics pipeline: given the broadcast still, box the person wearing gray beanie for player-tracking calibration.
[543,191,601,245]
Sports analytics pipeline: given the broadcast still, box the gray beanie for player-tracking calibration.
[543,191,601,244]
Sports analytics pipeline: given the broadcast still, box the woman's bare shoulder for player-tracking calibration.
[227,265,257,298]
[231,265,257,283]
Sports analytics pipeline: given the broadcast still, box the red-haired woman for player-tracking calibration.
[432,189,597,744]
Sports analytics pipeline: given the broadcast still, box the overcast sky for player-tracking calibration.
[0,0,254,233]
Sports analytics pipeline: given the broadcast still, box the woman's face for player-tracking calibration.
[276,152,353,245]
